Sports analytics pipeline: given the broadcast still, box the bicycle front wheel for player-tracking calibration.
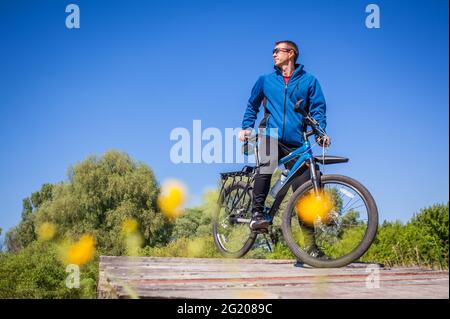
[281,174,378,268]
[212,181,257,258]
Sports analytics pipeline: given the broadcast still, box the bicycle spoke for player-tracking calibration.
[343,203,366,212]
[340,191,359,212]
[289,179,372,262]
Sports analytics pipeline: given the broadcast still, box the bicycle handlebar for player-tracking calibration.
[245,128,324,143]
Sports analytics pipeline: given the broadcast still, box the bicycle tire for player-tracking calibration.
[281,174,378,268]
[212,181,257,258]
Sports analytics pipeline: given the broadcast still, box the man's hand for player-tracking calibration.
[238,129,252,142]
[316,135,331,147]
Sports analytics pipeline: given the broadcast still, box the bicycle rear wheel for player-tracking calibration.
[212,181,257,258]
[281,174,378,268]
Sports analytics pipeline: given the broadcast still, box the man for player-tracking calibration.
[239,40,330,233]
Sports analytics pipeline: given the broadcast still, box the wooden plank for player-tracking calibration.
[98,256,449,299]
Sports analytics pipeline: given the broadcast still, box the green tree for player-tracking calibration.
[6,184,54,252]
[172,208,205,239]
[171,189,218,240]
[6,150,173,255]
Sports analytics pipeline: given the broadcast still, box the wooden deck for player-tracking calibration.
[98,256,449,299]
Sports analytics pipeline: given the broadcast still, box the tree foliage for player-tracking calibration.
[5,185,54,252]
[6,150,173,256]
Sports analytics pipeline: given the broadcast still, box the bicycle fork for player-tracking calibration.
[309,156,321,194]
[302,131,321,194]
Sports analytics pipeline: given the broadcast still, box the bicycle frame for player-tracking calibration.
[255,132,321,222]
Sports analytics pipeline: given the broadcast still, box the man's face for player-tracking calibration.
[273,43,295,67]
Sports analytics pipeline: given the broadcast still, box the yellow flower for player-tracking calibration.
[122,218,138,235]
[120,218,143,256]
[295,190,334,225]
[157,179,187,219]
[125,232,143,256]
[64,234,96,266]
[37,222,56,241]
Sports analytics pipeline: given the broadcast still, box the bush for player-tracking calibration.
[361,203,448,269]
[141,235,221,258]
[266,243,296,260]
[0,241,97,298]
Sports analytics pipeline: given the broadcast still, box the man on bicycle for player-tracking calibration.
[238,40,330,235]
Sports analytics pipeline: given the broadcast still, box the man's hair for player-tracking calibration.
[275,40,299,63]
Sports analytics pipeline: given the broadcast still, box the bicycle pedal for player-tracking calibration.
[249,219,271,231]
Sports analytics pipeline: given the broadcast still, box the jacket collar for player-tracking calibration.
[274,63,304,79]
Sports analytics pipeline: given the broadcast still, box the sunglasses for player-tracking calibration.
[273,48,294,55]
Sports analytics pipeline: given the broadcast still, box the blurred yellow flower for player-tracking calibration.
[158,179,187,219]
[64,234,96,266]
[122,218,138,235]
[120,218,143,256]
[125,232,143,256]
[37,222,56,241]
[295,190,334,225]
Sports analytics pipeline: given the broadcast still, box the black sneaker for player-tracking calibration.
[249,212,270,230]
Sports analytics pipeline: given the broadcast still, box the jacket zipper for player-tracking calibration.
[281,83,287,142]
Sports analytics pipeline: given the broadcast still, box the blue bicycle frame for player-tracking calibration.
[260,132,322,222]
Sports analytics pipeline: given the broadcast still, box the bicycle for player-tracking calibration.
[212,100,378,268]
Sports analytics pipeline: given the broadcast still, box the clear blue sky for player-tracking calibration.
[0,0,448,235]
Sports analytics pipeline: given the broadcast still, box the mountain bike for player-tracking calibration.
[212,100,378,268]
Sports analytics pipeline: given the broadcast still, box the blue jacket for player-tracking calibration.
[242,64,327,147]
